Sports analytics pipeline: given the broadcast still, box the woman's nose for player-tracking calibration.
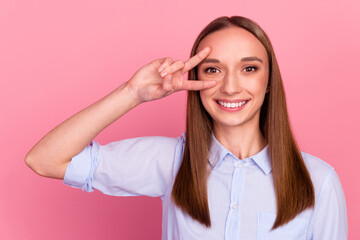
[220,72,242,95]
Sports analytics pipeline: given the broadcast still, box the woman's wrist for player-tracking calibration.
[121,79,144,106]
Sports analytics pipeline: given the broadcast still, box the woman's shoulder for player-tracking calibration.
[300,151,333,175]
[300,151,339,192]
[299,150,347,238]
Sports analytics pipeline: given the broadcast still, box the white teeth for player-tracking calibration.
[218,100,247,108]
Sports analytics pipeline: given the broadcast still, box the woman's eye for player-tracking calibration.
[243,66,258,72]
[204,67,219,74]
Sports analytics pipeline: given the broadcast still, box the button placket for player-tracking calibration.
[225,159,246,240]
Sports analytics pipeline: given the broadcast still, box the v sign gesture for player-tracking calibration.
[126,47,216,103]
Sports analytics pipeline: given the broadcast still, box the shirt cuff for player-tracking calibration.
[63,141,100,192]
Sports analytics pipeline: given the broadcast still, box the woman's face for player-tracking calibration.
[196,26,269,132]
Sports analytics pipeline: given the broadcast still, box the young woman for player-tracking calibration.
[25,16,347,239]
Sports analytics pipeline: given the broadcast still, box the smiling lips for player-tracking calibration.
[215,99,250,112]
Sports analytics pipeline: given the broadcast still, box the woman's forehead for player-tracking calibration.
[197,27,267,62]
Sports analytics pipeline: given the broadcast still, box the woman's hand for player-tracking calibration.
[126,47,216,103]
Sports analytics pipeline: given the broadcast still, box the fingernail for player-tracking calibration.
[158,67,164,72]
[160,71,167,77]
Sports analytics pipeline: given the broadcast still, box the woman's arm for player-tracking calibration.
[25,83,140,179]
[25,47,215,179]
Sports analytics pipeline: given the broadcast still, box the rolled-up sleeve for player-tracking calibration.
[311,168,348,239]
[63,141,100,192]
[63,135,184,197]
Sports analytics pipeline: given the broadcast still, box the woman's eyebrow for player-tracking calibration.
[199,56,263,65]
[241,56,263,63]
[201,58,220,63]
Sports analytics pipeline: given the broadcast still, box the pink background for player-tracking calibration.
[1,0,359,239]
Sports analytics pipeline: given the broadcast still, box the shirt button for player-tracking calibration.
[237,163,242,168]
[232,204,238,209]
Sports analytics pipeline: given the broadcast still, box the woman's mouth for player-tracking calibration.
[215,99,250,112]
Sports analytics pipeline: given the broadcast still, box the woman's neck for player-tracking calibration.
[213,122,267,160]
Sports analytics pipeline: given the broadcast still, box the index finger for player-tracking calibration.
[181,47,211,74]
[178,79,217,91]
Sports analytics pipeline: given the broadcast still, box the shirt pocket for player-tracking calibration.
[256,212,308,240]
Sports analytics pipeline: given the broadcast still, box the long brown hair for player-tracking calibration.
[171,16,315,230]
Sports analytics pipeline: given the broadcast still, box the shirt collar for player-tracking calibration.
[208,132,272,175]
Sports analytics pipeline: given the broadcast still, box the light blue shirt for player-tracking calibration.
[63,133,348,239]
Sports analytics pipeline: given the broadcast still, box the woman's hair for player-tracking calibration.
[171,16,315,230]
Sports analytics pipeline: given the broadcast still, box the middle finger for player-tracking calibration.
[181,46,211,74]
